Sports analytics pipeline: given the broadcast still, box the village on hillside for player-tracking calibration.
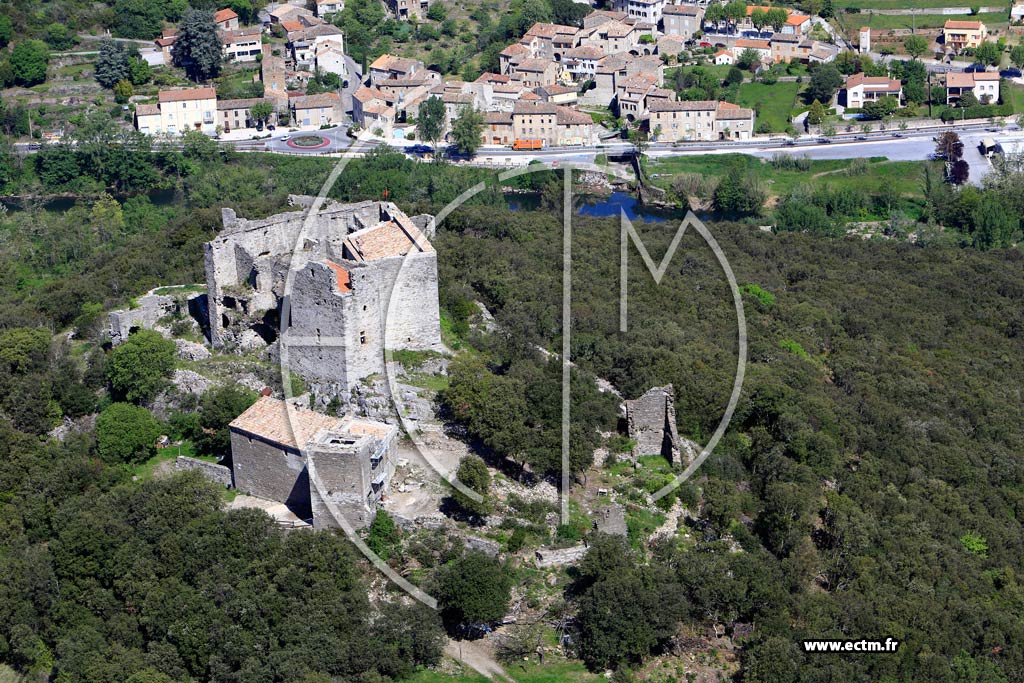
[119,0,1024,150]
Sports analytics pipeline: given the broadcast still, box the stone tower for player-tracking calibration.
[624,384,682,465]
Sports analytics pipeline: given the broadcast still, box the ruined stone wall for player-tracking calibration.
[625,384,682,464]
[206,199,383,346]
[308,430,396,530]
[230,430,312,517]
[175,455,233,487]
[376,251,443,352]
[108,293,177,345]
[285,260,387,392]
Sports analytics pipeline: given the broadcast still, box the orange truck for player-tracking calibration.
[512,139,544,150]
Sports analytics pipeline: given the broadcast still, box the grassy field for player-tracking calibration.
[846,11,1008,31]
[646,154,928,200]
[1003,81,1024,113]
[832,0,1007,8]
[737,81,803,133]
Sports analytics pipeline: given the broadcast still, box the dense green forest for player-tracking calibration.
[434,200,1024,681]
[1,139,1023,681]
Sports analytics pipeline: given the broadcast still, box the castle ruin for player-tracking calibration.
[625,384,682,464]
[229,395,398,528]
[204,196,443,397]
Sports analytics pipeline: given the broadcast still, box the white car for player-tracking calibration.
[281,135,291,141]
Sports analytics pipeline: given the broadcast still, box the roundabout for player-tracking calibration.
[286,134,330,149]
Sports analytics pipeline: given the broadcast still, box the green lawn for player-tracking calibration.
[1003,81,1024,113]
[833,0,1003,7]
[737,81,803,133]
[848,11,1008,31]
[647,154,928,201]
[131,440,212,480]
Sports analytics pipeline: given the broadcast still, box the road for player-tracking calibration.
[16,118,1020,186]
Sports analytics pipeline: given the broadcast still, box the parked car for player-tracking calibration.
[893,132,905,138]
[280,135,291,141]
[783,139,796,146]
[407,144,434,155]
[817,137,832,144]
[1000,68,1022,79]
[267,124,275,131]
[964,62,988,72]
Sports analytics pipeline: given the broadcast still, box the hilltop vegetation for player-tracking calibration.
[0,145,1023,681]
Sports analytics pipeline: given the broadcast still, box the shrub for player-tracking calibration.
[96,402,162,464]
[740,283,775,309]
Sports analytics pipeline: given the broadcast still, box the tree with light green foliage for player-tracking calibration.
[904,35,928,60]
[366,509,401,559]
[417,95,446,152]
[974,40,1000,67]
[451,105,484,156]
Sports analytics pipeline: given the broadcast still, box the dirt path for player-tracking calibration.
[444,639,512,681]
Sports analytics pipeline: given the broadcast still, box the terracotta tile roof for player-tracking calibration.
[158,87,216,103]
[476,72,511,84]
[324,260,351,293]
[292,92,340,109]
[717,103,755,120]
[230,396,341,450]
[649,99,717,112]
[786,14,810,25]
[944,20,984,30]
[565,45,605,60]
[946,70,999,87]
[281,19,304,32]
[217,97,268,110]
[214,8,238,23]
[736,38,770,49]
[344,217,431,261]
[484,111,513,124]
[524,22,578,39]
[555,106,592,125]
[136,103,160,116]
[604,22,635,38]
[501,43,530,57]
[664,4,703,15]
[845,73,901,91]
[514,100,558,115]
[516,58,554,72]
[155,36,176,47]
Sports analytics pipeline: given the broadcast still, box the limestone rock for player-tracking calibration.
[175,339,211,361]
[172,369,214,396]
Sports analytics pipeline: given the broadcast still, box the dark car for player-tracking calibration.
[893,132,905,138]
[964,62,988,73]
[1000,68,1022,79]
[817,137,832,144]
[855,135,868,140]
[445,145,473,159]
[783,139,796,146]
[267,124,276,131]
[407,144,434,155]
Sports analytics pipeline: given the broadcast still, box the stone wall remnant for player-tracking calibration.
[625,384,682,464]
